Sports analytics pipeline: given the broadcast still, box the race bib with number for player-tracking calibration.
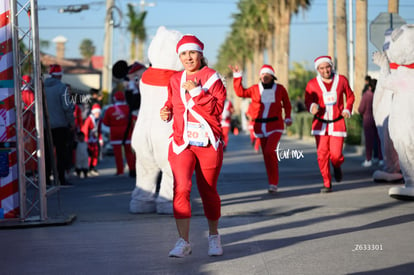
[323,91,337,105]
[187,122,209,147]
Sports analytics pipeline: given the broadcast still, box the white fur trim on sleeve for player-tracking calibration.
[233,71,242,78]
[343,109,351,117]
[310,103,319,113]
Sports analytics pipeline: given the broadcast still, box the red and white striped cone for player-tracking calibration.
[0,0,19,219]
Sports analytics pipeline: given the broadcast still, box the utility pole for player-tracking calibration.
[102,0,115,101]
[327,0,335,60]
[348,0,354,90]
[388,0,399,13]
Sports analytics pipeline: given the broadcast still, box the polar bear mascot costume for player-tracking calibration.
[372,29,403,183]
[373,24,414,199]
[129,26,184,214]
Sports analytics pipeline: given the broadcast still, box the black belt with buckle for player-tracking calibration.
[254,116,278,123]
[314,115,343,123]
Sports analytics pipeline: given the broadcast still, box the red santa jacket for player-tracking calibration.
[22,88,34,111]
[220,99,233,128]
[81,115,102,143]
[163,66,226,154]
[305,73,355,137]
[73,104,83,132]
[233,74,292,138]
[102,102,132,144]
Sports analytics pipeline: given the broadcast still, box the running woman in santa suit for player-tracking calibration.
[160,34,226,258]
[229,64,292,194]
[305,56,355,193]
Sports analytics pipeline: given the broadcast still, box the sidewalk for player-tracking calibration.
[1,133,413,275]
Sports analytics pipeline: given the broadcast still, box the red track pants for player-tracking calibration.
[315,135,345,187]
[88,142,99,168]
[222,126,230,150]
[168,143,223,220]
[112,143,136,175]
[260,132,282,186]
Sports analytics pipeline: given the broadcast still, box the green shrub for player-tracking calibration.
[345,114,363,145]
[288,112,314,139]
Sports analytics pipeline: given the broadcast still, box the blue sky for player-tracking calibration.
[36,0,414,71]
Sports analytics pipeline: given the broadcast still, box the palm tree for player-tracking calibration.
[354,0,368,113]
[271,0,311,91]
[215,0,313,119]
[335,0,348,78]
[79,39,96,62]
[252,0,270,79]
[126,4,147,62]
[222,0,269,86]
[215,26,249,115]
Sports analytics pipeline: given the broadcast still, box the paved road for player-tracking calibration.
[1,133,413,275]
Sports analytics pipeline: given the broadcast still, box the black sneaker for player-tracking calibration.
[333,166,343,182]
[129,170,136,178]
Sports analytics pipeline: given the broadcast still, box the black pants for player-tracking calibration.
[45,127,72,185]
[75,168,88,178]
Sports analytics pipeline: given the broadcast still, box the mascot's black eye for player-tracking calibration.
[135,76,139,82]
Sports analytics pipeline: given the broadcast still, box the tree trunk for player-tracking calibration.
[272,16,281,78]
[278,5,291,90]
[335,0,348,78]
[266,33,274,66]
[327,0,335,59]
[354,0,368,113]
[254,46,264,81]
[138,40,144,62]
[245,59,254,87]
[130,40,136,63]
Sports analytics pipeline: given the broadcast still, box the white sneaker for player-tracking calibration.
[89,169,99,176]
[208,234,223,256]
[169,238,192,258]
[362,160,372,167]
[268,185,278,193]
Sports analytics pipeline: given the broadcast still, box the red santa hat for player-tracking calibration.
[22,75,32,86]
[314,56,333,70]
[49,64,63,76]
[91,103,101,114]
[114,91,125,102]
[128,62,146,75]
[259,64,277,79]
[176,35,204,55]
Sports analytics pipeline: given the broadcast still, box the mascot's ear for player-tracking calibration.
[112,60,129,79]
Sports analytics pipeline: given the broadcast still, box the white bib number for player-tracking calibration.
[261,90,275,103]
[323,91,337,105]
[187,122,209,147]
